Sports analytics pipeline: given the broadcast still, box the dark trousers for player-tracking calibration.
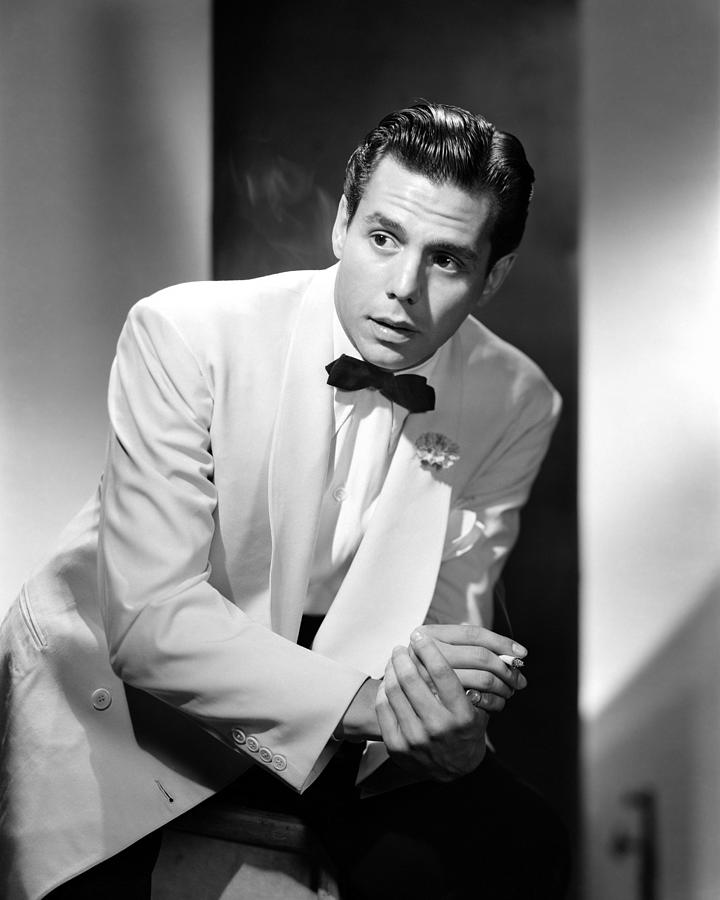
[242,743,571,900]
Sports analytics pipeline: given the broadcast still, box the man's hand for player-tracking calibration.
[375,630,488,781]
[409,623,527,712]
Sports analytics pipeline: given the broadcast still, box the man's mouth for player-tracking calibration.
[370,316,417,334]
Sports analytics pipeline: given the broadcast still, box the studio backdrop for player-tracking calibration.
[212,0,580,855]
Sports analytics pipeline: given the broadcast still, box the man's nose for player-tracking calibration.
[386,254,424,306]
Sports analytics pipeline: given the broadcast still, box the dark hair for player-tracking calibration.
[343,101,535,269]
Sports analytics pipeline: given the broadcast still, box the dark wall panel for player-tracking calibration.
[213,0,579,871]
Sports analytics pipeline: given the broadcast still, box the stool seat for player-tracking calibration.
[172,796,311,852]
[167,792,341,899]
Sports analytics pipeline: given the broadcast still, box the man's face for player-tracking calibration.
[332,155,515,371]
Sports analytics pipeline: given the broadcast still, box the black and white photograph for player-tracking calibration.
[1,2,717,898]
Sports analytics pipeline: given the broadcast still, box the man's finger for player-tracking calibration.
[417,623,527,659]
[464,689,507,714]
[408,631,473,717]
[420,639,526,691]
[453,668,524,697]
[375,682,406,750]
[384,652,433,742]
[407,643,436,693]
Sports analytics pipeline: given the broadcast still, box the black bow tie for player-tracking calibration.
[326,354,435,413]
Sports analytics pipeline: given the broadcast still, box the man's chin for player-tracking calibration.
[363,350,418,372]
[355,339,420,372]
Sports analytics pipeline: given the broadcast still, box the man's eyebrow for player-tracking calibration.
[362,212,406,235]
[362,212,480,264]
[427,240,480,264]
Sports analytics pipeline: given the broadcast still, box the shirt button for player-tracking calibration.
[272,754,287,772]
[91,688,112,711]
[245,736,260,753]
[258,747,273,764]
[332,486,348,502]
[231,727,247,746]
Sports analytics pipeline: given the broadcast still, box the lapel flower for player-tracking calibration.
[415,432,460,470]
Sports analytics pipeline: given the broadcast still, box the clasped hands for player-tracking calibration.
[339,625,527,782]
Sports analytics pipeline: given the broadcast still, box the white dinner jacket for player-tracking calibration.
[0,265,560,899]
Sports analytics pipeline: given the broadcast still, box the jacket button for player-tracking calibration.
[272,754,287,772]
[91,688,112,711]
[258,746,273,764]
[231,727,247,746]
[332,486,348,502]
[245,736,260,753]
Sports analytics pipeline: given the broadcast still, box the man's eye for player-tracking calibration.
[371,233,394,249]
[434,254,461,271]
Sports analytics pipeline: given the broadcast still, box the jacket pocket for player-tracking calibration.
[441,508,485,561]
[18,586,48,650]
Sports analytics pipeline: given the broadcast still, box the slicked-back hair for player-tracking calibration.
[343,101,535,270]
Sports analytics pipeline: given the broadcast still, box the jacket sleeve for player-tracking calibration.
[426,376,562,628]
[97,300,368,792]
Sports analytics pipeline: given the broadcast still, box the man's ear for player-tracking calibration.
[476,253,518,309]
[331,195,350,260]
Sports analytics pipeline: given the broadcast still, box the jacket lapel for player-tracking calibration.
[312,332,466,678]
[267,267,335,640]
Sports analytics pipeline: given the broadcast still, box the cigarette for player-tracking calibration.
[499,654,524,669]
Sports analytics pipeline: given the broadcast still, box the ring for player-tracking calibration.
[465,689,484,709]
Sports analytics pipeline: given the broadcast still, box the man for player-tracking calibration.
[0,102,567,898]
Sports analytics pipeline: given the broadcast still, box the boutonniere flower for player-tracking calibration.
[415,432,460,470]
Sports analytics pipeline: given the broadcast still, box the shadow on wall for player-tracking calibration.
[0,0,210,607]
[584,575,720,899]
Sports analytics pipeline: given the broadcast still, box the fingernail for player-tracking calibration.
[512,642,527,656]
[411,630,425,644]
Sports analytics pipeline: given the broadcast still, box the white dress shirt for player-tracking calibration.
[305,310,442,615]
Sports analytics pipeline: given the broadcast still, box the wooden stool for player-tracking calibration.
[157,790,341,900]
